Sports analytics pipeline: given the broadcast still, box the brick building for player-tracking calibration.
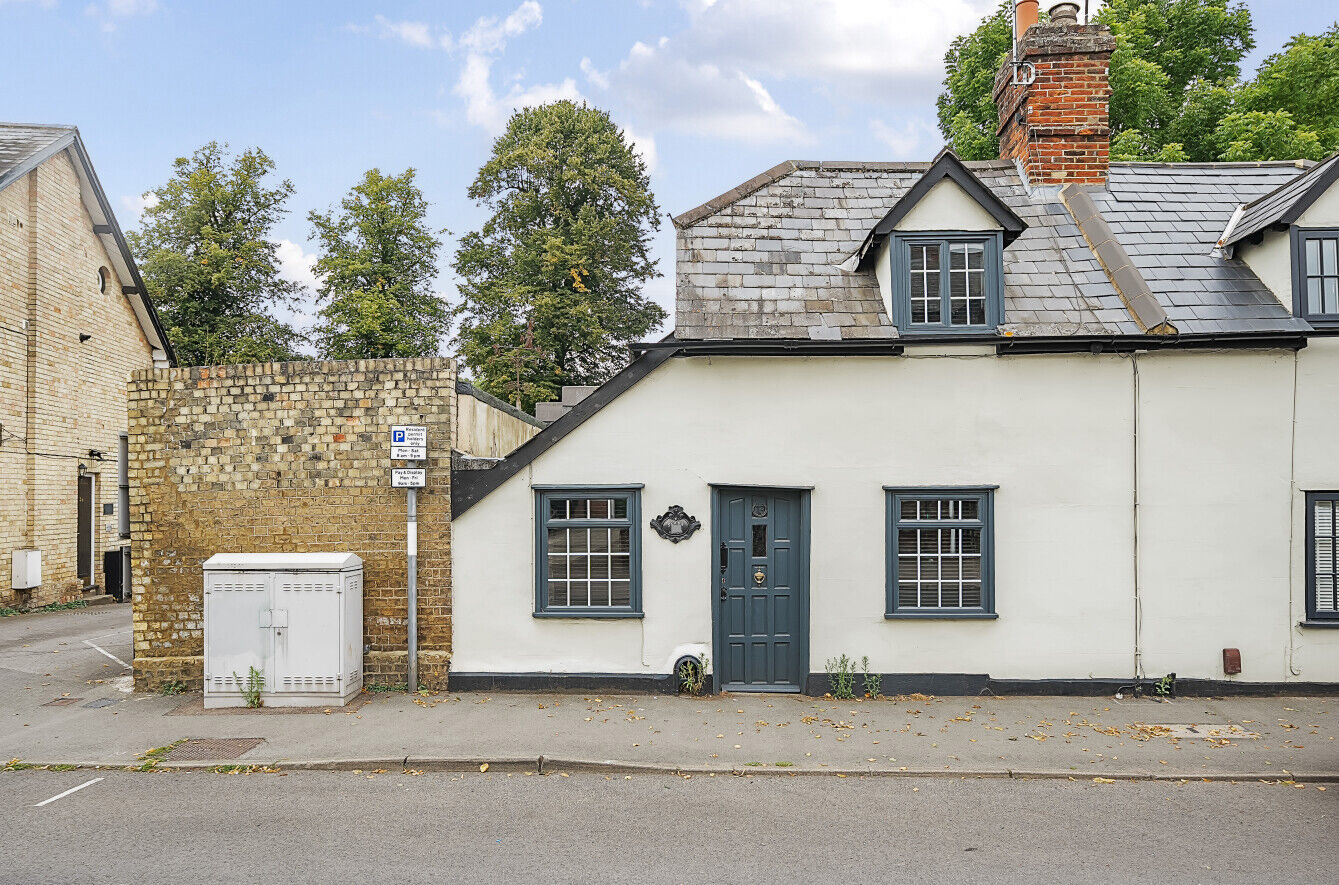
[1,123,172,608]
[128,360,539,690]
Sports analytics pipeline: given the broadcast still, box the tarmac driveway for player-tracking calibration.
[0,603,135,718]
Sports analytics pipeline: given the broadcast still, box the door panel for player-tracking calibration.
[714,488,808,691]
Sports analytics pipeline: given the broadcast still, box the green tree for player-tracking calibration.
[308,168,447,360]
[1236,24,1339,153]
[452,100,665,412]
[128,142,302,366]
[936,0,1013,161]
[936,0,1309,163]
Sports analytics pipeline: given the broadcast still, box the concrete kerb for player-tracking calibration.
[10,757,1339,782]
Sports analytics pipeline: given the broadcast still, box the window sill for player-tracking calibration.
[885,612,998,620]
[1299,619,1339,629]
[533,610,644,620]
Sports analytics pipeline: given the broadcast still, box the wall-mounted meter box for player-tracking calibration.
[12,549,41,590]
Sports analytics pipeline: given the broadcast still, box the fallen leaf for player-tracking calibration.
[479,763,489,772]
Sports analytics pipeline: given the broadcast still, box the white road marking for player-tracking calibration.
[83,640,131,670]
[33,777,102,807]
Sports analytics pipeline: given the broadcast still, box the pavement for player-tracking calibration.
[3,604,1337,780]
[5,769,1336,884]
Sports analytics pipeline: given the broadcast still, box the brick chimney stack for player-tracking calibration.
[993,1,1115,185]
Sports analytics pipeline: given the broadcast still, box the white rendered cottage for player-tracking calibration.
[449,13,1339,695]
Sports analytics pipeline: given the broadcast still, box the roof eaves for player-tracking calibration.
[64,132,176,365]
[451,346,678,517]
[1221,152,1339,247]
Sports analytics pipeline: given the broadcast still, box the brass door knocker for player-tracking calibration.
[754,569,766,585]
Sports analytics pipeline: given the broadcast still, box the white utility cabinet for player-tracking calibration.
[203,553,363,708]
[11,549,41,589]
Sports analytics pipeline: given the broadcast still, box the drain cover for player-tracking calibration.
[83,698,119,709]
[42,697,83,707]
[163,738,266,762]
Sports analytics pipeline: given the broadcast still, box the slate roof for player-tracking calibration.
[0,123,76,191]
[673,158,1316,339]
[1094,163,1308,333]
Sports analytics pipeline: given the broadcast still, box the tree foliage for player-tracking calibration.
[128,142,302,366]
[308,168,446,360]
[936,0,1012,163]
[938,0,1338,163]
[452,100,665,412]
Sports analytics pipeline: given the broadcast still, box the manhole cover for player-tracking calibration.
[163,738,266,762]
[42,697,83,707]
[83,698,119,709]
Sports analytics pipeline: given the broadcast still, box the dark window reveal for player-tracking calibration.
[535,488,641,617]
[1306,492,1339,623]
[886,488,996,618]
[891,233,1003,332]
[1292,229,1339,325]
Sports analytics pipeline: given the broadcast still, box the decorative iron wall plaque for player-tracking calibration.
[650,505,701,543]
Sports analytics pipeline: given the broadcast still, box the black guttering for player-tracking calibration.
[451,346,678,518]
[631,331,1310,355]
[630,339,906,356]
[456,379,544,428]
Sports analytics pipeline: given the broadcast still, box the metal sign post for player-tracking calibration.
[391,426,427,692]
[406,470,418,692]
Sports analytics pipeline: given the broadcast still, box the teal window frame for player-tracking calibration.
[885,486,998,619]
[890,231,1004,333]
[534,485,643,619]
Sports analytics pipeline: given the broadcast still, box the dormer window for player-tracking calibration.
[850,149,1024,336]
[1294,229,1339,324]
[893,233,1003,332]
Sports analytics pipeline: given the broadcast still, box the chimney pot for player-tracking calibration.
[1015,0,1039,40]
[1047,2,1080,27]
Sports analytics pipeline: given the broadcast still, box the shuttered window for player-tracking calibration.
[1307,492,1339,622]
[885,488,996,618]
[535,488,642,617]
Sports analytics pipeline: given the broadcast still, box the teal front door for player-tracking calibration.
[712,487,809,692]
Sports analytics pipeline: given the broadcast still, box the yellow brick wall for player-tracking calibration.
[128,359,456,691]
[0,151,155,607]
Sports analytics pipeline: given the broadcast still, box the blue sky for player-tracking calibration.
[1,0,1321,344]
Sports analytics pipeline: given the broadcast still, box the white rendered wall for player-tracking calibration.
[452,346,1339,685]
[893,179,1001,232]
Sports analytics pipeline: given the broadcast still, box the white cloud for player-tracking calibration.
[622,124,658,175]
[582,39,808,143]
[275,239,321,293]
[84,0,157,31]
[370,13,453,50]
[576,0,993,145]
[870,119,941,160]
[119,191,158,220]
[459,0,542,53]
[677,0,991,99]
[448,2,583,136]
